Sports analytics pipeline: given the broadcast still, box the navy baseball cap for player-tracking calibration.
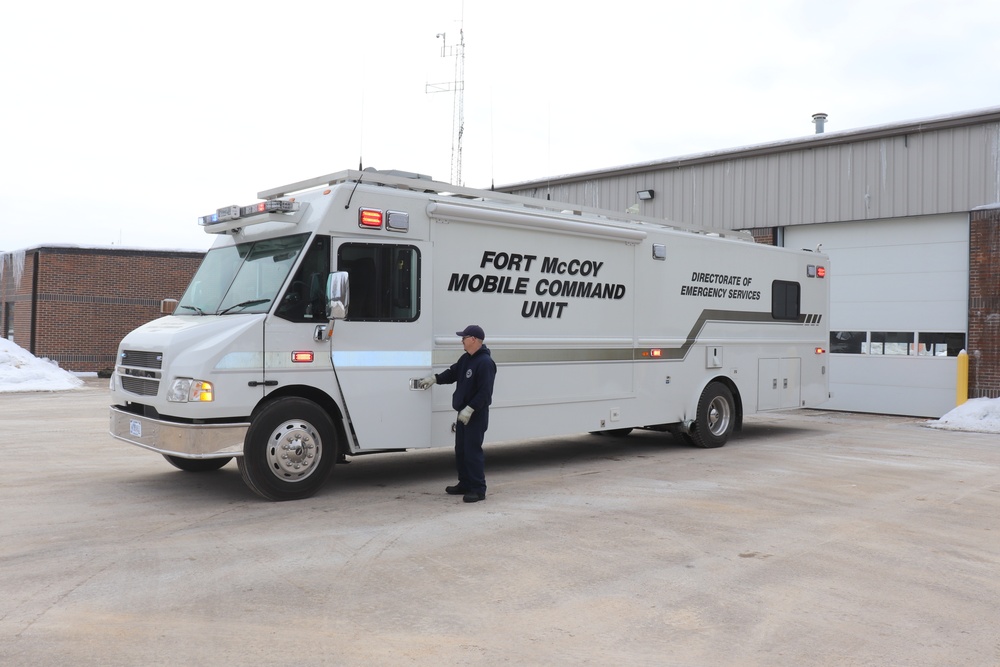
[457,324,485,340]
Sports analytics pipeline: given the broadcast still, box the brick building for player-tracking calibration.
[1,246,203,374]
[968,205,1000,398]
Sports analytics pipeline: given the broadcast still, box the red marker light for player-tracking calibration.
[816,266,826,278]
[291,351,314,363]
[815,347,826,355]
[650,348,663,358]
[359,208,383,228]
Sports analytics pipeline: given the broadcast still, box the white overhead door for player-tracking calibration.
[784,214,968,417]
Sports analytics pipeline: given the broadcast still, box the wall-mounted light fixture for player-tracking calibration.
[637,189,654,200]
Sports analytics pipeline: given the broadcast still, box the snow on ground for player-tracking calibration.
[0,337,997,433]
[925,397,1000,435]
[0,338,85,392]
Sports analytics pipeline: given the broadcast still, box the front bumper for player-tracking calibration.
[109,406,249,459]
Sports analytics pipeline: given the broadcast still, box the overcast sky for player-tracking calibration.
[2,0,998,252]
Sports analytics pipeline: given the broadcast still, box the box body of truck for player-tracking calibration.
[110,169,829,500]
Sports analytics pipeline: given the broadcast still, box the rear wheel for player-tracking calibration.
[688,382,735,449]
[163,455,232,472]
[238,397,337,501]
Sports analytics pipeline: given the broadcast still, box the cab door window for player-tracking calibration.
[275,235,331,322]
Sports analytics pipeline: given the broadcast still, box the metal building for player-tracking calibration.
[501,107,1000,417]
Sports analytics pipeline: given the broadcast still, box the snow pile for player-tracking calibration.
[925,397,1000,434]
[0,338,85,392]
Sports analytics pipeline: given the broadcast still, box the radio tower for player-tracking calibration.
[426,27,465,185]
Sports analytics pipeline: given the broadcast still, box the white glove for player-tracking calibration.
[458,406,474,425]
[417,375,436,390]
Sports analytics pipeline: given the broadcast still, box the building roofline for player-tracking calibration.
[499,106,1000,190]
[1,245,205,256]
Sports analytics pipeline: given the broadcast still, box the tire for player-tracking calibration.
[163,455,232,472]
[677,432,697,447]
[688,382,735,449]
[237,397,337,501]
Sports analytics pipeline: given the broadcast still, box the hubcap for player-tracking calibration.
[707,397,731,436]
[266,419,323,481]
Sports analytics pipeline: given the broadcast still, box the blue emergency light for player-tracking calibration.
[198,200,300,226]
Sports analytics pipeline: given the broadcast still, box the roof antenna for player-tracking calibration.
[345,164,364,209]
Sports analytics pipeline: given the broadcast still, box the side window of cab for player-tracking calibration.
[275,236,331,322]
[337,243,420,322]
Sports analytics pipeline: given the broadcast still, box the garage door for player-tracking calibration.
[784,214,968,418]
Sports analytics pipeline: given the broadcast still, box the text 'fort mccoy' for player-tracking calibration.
[447,251,627,318]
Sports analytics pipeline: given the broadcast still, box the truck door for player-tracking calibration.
[263,234,335,393]
[328,240,433,450]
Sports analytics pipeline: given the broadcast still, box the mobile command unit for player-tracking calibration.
[110,169,830,500]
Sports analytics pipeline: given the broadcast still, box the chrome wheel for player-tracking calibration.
[689,382,736,448]
[265,419,322,481]
[706,395,732,437]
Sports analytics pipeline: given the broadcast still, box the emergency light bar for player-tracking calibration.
[198,200,300,226]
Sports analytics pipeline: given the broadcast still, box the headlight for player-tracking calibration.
[167,378,214,402]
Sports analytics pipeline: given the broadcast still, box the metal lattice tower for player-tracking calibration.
[426,29,465,185]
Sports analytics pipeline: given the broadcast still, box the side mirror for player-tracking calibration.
[325,271,350,320]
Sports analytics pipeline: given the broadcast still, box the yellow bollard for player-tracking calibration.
[956,349,969,406]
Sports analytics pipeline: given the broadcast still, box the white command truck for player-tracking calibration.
[110,168,830,501]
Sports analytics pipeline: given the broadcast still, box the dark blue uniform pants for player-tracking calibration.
[455,417,486,494]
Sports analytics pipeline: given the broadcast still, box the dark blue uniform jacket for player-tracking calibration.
[436,345,497,415]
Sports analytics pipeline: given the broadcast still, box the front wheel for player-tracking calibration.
[237,397,338,501]
[688,382,735,449]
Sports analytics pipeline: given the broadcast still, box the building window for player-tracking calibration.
[771,280,800,321]
[830,331,967,357]
[338,244,421,322]
[3,302,11,340]
[870,331,912,355]
[830,331,866,354]
[917,332,966,357]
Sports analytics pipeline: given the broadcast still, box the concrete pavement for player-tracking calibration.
[2,378,998,666]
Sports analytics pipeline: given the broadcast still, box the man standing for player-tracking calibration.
[419,325,497,503]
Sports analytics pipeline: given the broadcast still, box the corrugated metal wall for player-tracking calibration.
[506,113,1000,230]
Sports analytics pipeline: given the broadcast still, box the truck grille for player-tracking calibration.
[121,350,163,369]
[120,376,159,396]
[118,349,164,397]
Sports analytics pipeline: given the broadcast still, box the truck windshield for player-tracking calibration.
[176,233,310,316]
